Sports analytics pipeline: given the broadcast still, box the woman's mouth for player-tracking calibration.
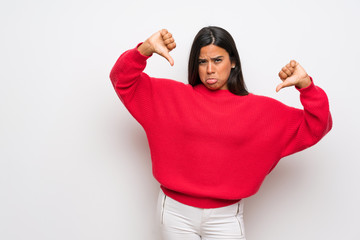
[206,78,218,84]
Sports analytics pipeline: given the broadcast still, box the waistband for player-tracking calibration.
[161,185,241,209]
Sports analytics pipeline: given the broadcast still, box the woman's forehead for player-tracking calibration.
[199,44,228,58]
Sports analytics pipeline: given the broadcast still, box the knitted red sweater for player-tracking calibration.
[110,44,332,208]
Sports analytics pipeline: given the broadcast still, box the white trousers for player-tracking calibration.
[157,189,246,240]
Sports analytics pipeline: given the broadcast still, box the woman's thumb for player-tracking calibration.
[162,51,174,66]
[276,83,284,92]
[276,77,295,92]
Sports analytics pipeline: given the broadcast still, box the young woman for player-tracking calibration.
[109,26,332,240]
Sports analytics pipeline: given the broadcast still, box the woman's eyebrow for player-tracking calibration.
[198,56,224,60]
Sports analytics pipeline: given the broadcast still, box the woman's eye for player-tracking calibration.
[198,60,206,64]
[215,59,222,63]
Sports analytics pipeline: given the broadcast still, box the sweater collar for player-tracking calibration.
[193,83,248,97]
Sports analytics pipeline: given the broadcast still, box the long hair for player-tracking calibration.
[188,26,248,96]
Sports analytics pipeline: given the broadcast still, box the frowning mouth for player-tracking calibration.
[206,78,218,84]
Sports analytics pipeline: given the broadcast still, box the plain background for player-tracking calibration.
[1,0,359,239]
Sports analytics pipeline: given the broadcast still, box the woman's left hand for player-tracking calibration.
[276,60,311,92]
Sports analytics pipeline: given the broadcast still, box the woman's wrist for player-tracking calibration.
[137,41,154,56]
[295,75,312,89]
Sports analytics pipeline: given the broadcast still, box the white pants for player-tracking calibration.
[157,189,246,240]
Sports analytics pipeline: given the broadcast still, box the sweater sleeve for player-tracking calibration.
[109,43,155,126]
[280,78,333,158]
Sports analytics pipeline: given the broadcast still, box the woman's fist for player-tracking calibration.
[137,29,176,66]
[276,60,311,92]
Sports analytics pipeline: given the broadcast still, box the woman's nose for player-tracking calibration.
[207,62,214,73]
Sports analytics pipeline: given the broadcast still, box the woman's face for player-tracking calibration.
[198,44,235,91]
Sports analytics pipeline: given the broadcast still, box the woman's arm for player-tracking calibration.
[275,61,332,158]
[109,29,176,125]
[109,29,176,102]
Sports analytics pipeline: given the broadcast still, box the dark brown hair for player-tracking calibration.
[188,26,248,95]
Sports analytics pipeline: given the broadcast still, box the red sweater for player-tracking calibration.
[110,44,332,208]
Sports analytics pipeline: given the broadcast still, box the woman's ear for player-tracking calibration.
[231,59,236,68]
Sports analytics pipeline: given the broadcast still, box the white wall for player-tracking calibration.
[1,0,359,239]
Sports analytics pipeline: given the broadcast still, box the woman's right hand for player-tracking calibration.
[137,29,176,66]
